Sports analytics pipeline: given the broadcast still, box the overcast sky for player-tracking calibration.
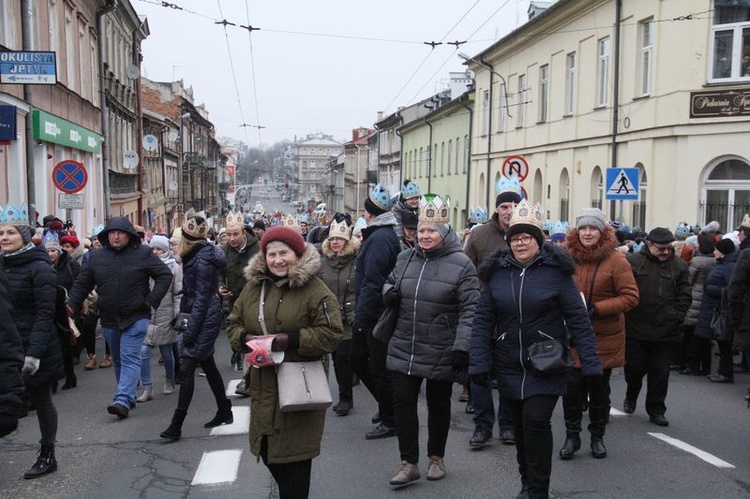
[135,0,532,147]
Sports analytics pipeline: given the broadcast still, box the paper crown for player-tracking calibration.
[369,183,395,211]
[182,208,208,239]
[43,230,61,250]
[551,220,569,235]
[675,223,691,237]
[281,214,302,233]
[419,194,450,224]
[91,224,105,237]
[542,219,552,232]
[469,206,488,224]
[496,173,523,196]
[740,213,750,229]
[0,202,30,225]
[245,335,285,368]
[328,218,351,240]
[509,199,544,231]
[298,213,310,224]
[225,210,244,227]
[401,180,421,199]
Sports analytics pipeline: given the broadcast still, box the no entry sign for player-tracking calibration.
[52,160,87,194]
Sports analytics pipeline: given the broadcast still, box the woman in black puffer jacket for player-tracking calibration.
[160,210,232,441]
[1,221,63,479]
[382,195,480,486]
[0,271,25,439]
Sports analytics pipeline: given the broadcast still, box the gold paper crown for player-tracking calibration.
[182,208,208,239]
[328,218,351,240]
[225,210,244,227]
[509,199,543,231]
[418,194,450,224]
[281,214,302,234]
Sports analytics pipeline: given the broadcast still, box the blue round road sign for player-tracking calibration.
[52,160,87,194]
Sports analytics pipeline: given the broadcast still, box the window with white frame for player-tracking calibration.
[539,64,549,122]
[65,5,76,91]
[455,136,460,175]
[639,19,654,95]
[565,52,576,115]
[498,82,507,131]
[447,140,453,175]
[48,1,59,54]
[0,4,17,48]
[517,74,526,128]
[463,135,469,173]
[710,1,750,81]
[78,20,87,100]
[482,89,490,135]
[597,37,610,107]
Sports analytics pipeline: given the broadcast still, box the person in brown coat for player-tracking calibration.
[560,208,639,460]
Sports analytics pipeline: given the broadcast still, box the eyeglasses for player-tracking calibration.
[509,235,534,246]
[649,243,672,253]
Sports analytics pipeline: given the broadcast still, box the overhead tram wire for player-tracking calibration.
[215,0,251,145]
[243,0,264,147]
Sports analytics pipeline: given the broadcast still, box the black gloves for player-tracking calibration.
[470,372,491,388]
[452,351,469,372]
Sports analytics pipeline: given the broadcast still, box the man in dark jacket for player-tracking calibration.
[219,213,259,390]
[68,217,172,419]
[624,227,691,427]
[463,174,522,448]
[352,184,400,439]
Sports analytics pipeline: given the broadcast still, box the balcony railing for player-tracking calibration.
[183,153,205,169]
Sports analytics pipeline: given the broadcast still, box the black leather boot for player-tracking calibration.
[160,410,187,441]
[204,399,233,428]
[24,445,57,479]
[589,405,608,458]
[559,418,582,460]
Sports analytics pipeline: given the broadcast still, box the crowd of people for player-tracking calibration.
[1,175,750,499]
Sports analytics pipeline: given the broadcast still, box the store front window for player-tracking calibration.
[702,157,750,229]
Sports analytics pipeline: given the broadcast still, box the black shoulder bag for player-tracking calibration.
[372,250,414,343]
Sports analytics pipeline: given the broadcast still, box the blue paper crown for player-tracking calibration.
[542,219,552,232]
[370,184,395,211]
[469,206,488,224]
[401,180,421,199]
[91,224,105,237]
[551,221,568,235]
[675,223,691,237]
[0,202,30,225]
[43,230,60,248]
[496,173,523,196]
[298,214,310,224]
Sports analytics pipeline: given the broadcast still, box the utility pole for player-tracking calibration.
[21,0,35,223]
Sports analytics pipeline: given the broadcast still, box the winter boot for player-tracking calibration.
[588,405,608,458]
[99,355,113,368]
[163,378,175,395]
[559,419,582,460]
[160,410,187,441]
[24,445,57,479]
[204,399,233,428]
[61,374,77,390]
[136,385,154,403]
[84,354,97,370]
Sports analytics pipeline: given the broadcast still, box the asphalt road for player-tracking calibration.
[2,334,749,499]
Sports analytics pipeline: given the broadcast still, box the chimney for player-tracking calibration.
[377,111,384,121]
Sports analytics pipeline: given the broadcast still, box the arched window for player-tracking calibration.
[447,140,453,176]
[533,169,543,207]
[559,168,570,222]
[702,157,750,229]
[632,163,647,229]
[590,166,603,209]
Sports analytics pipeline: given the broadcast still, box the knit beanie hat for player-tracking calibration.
[402,211,418,230]
[575,208,606,231]
[149,234,170,253]
[364,197,387,217]
[418,221,451,239]
[715,238,736,256]
[701,220,721,234]
[261,226,306,257]
[13,225,34,245]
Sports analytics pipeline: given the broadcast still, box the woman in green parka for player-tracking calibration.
[318,213,360,416]
[227,225,343,499]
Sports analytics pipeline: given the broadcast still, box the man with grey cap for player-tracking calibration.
[624,227,691,427]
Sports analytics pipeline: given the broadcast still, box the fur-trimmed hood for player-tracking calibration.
[478,242,576,282]
[243,243,321,288]
[566,225,617,264]
[321,234,360,260]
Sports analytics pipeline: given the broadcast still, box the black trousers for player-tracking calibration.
[391,371,452,464]
[176,356,227,414]
[505,395,558,499]
[260,436,312,499]
[687,334,712,375]
[26,383,58,447]
[716,339,734,379]
[332,339,353,403]
[349,327,393,426]
[562,368,612,433]
[625,337,676,416]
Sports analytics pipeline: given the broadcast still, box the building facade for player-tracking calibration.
[291,133,342,211]
[465,0,750,230]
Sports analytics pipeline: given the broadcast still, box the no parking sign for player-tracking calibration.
[52,160,87,194]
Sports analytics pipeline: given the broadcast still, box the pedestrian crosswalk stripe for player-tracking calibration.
[191,449,243,485]
[648,432,735,468]
[226,378,243,397]
[210,406,250,436]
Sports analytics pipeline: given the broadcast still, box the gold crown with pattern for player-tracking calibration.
[418,194,450,224]
[182,208,208,240]
[509,199,543,231]
[225,210,244,227]
[281,214,302,233]
[328,218,351,240]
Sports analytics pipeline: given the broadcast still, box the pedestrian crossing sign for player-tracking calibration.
[605,168,639,200]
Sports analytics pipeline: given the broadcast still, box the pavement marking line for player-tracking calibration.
[648,432,735,469]
[609,408,626,416]
[226,379,242,397]
[191,449,243,485]
[210,406,250,436]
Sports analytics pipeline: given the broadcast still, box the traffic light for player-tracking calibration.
[285,181,289,189]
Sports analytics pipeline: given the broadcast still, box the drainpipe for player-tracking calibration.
[425,117,433,193]
[21,0,35,222]
[133,21,144,226]
[459,94,474,227]
[480,56,494,211]
[97,0,117,221]
[611,0,622,221]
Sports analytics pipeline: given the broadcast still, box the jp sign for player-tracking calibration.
[0,51,57,84]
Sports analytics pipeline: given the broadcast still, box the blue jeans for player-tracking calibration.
[101,319,149,407]
[472,379,513,433]
[139,343,175,386]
